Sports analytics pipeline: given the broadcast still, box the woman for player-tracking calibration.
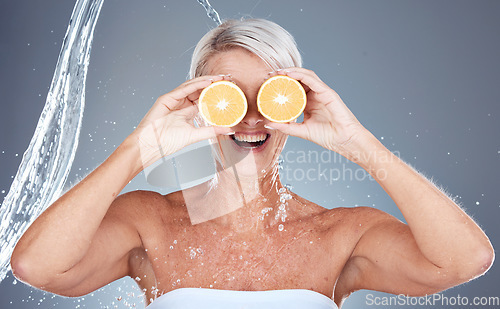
[10,19,494,308]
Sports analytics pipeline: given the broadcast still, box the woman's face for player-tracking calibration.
[203,47,288,179]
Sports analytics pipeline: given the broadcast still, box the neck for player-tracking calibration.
[208,162,289,233]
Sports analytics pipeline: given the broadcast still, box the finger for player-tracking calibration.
[161,75,224,110]
[182,74,224,87]
[266,69,309,92]
[168,78,213,102]
[186,89,203,103]
[299,80,311,94]
[264,122,308,139]
[179,105,238,135]
[179,74,229,102]
[277,68,330,95]
[177,104,200,119]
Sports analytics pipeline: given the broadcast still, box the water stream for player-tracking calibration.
[197,0,222,25]
[0,0,222,286]
[0,0,104,282]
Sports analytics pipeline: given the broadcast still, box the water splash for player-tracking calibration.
[197,0,222,25]
[0,0,104,282]
[1,0,222,291]
[276,187,292,231]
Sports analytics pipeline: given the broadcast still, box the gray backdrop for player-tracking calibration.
[0,0,498,308]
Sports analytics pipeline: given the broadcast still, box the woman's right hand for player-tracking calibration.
[126,75,233,169]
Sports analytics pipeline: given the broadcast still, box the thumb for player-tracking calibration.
[265,122,307,139]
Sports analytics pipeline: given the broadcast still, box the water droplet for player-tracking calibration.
[278,224,284,231]
[476,201,480,205]
[190,248,197,259]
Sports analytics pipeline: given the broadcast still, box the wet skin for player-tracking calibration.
[126,48,374,306]
[12,47,492,309]
[122,48,493,307]
[127,190,374,307]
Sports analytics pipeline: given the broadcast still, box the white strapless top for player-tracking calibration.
[146,288,338,309]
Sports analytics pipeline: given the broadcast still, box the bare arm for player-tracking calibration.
[337,132,494,295]
[266,68,494,299]
[10,139,144,293]
[10,75,232,295]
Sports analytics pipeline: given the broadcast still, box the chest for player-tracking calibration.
[133,220,349,302]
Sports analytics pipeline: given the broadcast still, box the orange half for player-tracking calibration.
[198,81,248,127]
[257,75,307,123]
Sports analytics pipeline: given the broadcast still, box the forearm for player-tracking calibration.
[344,130,493,272]
[11,137,143,277]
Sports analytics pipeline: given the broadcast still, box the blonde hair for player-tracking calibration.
[189,18,302,79]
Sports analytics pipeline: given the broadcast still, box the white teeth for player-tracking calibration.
[234,133,267,143]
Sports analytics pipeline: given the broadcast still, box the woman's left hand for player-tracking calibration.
[265,68,369,159]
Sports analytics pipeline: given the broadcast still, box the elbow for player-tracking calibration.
[465,235,495,280]
[470,244,495,279]
[11,255,37,286]
[10,255,33,285]
[451,242,495,285]
[11,253,83,296]
[10,254,52,289]
[432,242,494,290]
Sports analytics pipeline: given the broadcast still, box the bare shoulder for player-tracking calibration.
[291,194,401,253]
[106,190,177,229]
[290,192,395,231]
[319,204,398,230]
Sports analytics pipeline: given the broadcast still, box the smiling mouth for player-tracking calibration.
[230,133,270,149]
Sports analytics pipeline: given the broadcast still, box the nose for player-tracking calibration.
[241,102,264,127]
